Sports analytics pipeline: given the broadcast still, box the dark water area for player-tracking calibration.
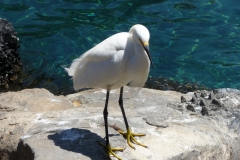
[0,0,240,94]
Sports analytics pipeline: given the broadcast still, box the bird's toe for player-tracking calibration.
[118,127,147,149]
[98,141,125,160]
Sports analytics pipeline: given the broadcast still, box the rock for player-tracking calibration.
[212,99,221,106]
[200,97,208,107]
[186,104,195,112]
[0,87,240,160]
[0,88,74,112]
[181,95,186,103]
[200,90,208,98]
[181,89,240,116]
[201,105,209,116]
[213,89,227,99]
[0,18,22,91]
[194,92,200,98]
[145,76,208,93]
[190,94,198,103]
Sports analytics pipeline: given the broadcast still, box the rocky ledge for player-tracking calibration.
[0,87,240,160]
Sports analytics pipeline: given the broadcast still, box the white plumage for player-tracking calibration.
[65,24,153,91]
[65,24,153,160]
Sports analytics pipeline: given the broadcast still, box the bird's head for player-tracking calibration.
[129,24,154,69]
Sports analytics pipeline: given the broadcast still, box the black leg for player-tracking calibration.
[103,91,110,146]
[118,86,129,130]
[117,86,147,149]
[100,90,125,160]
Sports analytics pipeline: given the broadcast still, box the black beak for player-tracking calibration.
[143,45,154,69]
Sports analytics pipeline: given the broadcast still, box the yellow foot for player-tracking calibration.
[118,127,147,149]
[98,142,125,160]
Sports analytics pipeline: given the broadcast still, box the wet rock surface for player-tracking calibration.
[0,87,240,160]
[0,18,22,91]
[145,76,208,93]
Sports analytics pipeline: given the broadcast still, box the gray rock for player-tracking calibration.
[0,87,240,160]
[201,105,209,116]
[209,91,215,100]
[181,95,187,103]
[0,88,74,112]
[200,97,207,106]
[186,104,195,112]
[212,99,221,106]
[182,88,240,117]
[200,90,208,98]
[213,89,227,99]
[190,93,199,104]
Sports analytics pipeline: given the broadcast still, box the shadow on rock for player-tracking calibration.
[48,128,109,160]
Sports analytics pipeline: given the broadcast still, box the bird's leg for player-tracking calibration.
[99,91,124,160]
[118,87,147,149]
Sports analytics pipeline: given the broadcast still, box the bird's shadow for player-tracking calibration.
[48,128,110,160]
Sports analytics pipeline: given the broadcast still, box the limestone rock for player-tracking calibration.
[0,88,74,112]
[0,87,240,160]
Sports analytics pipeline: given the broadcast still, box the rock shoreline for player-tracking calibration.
[1,18,239,160]
[0,18,22,91]
[0,87,240,160]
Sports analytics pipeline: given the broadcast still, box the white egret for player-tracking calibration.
[65,24,153,160]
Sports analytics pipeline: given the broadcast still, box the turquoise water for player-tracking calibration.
[1,0,240,94]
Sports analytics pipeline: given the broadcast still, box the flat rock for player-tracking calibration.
[0,87,240,160]
[0,88,74,112]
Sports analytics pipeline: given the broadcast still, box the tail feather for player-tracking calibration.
[64,58,82,76]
